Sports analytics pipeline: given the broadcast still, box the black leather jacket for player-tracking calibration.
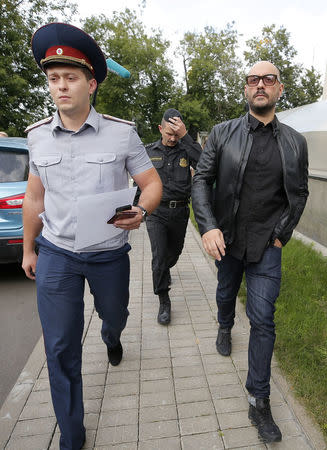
[192,113,309,246]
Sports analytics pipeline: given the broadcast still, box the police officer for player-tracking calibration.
[144,109,202,325]
[22,23,162,450]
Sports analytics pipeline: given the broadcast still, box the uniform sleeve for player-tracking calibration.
[126,128,153,176]
[27,133,40,176]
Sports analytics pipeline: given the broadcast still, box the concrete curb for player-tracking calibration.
[189,222,326,449]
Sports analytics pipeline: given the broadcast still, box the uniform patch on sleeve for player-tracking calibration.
[179,158,188,167]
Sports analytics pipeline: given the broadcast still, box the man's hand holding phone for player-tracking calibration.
[107,204,143,230]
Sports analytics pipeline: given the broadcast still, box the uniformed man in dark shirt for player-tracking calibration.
[144,109,202,325]
[192,61,308,443]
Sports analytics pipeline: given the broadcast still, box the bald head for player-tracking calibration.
[247,61,281,81]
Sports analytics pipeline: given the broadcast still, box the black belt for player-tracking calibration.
[160,200,189,208]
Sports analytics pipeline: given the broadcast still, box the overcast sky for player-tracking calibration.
[75,0,327,80]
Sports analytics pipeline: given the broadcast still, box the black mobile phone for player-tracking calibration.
[107,204,137,224]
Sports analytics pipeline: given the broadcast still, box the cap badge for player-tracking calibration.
[56,48,63,55]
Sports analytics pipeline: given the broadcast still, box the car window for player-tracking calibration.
[0,150,29,182]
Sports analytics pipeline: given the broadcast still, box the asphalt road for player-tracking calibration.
[0,263,42,407]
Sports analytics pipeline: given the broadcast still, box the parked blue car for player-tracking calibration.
[0,137,29,264]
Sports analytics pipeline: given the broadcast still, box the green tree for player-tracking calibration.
[83,9,176,143]
[244,25,322,110]
[179,23,245,130]
[0,0,76,136]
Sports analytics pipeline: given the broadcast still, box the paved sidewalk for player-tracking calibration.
[0,223,325,449]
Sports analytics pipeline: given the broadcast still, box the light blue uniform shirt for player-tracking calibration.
[27,106,153,252]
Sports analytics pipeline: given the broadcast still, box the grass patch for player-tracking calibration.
[239,239,327,439]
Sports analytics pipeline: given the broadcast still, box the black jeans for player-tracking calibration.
[215,246,282,398]
[146,205,189,295]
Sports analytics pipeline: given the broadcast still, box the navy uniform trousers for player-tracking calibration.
[35,236,131,450]
[146,204,189,295]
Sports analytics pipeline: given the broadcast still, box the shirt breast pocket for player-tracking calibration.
[33,154,62,191]
[85,153,117,185]
[174,158,189,182]
[151,158,164,170]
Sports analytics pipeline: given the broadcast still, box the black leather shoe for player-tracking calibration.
[157,294,171,325]
[216,327,231,356]
[249,397,282,443]
[107,340,123,366]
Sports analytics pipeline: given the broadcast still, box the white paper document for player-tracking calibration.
[74,187,137,251]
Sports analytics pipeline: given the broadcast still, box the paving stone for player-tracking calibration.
[174,376,207,391]
[222,426,262,448]
[83,385,105,400]
[5,434,52,450]
[266,435,314,449]
[141,348,170,359]
[107,382,139,397]
[107,370,139,384]
[33,378,50,391]
[177,401,215,419]
[140,368,172,381]
[95,424,138,446]
[218,410,251,430]
[213,396,249,414]
[138,436,181,450]
[141,379,174,393]
[98,409,138,427]
[26,390,52,405]
[173,365,204,378]
[139,420,179,441]
[12,417,56,437]
[20,402,55,420]
[180,415,218,435]
[171,355,203,368]
[210,383,245,400]
[84,398,102,414]
[141,358,171,370]
[170,346,200,358]
[181,431,224,450]
[83,373,107,386]
[140,390,175,408]
[176,387,211,404]
[102,395,138,411]
[84,413,99,430]
[139,404,177,423]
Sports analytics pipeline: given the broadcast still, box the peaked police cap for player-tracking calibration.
[31,22,107,83]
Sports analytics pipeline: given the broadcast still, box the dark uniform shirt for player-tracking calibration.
[228,114,287,263]
[145,134,202,202]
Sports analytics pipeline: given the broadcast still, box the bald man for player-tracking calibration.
[192,61,309,443]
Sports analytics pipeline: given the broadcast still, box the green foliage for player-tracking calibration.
[179,24,245,128]
[83,9,176,143]
[0,0,77,136]
[244,25,322,110]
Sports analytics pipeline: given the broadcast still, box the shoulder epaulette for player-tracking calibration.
[102,114,135,126]
[24,116,53,133]
[145,142,155,149]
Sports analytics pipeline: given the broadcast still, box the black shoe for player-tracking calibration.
[107,340,123,366]
[216,326,231,356]
[157,294,171,325]
[248,397,282,443]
